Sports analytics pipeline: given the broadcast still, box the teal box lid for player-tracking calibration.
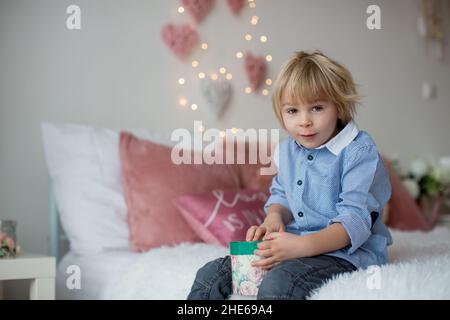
[230,241,261,255]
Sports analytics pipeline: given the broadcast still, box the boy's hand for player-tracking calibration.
[252,232,309,270]
[245,212,285,242]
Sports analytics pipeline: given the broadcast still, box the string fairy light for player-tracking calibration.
[234,1,273,96]
[176,0,272,109]
[179,97,188,107]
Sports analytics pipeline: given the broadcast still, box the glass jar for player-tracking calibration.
[0,219,19,258]
[0,220,17,243]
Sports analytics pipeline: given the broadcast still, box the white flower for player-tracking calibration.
[409,159,429,179]
[403,178,420,199]
[439,156,450,171]
[430,165,450,185]
[395,164,409,178]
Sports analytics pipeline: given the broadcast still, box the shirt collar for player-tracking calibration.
[294,121,359,156]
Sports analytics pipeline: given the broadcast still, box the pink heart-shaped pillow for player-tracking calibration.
[245,53,267,91]
[173,189,269,247]
[226,0,245,15]
[182,0,215,23]
[161,24,199,59]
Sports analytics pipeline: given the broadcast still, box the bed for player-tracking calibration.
[43,122,450,300]
[50,181,450,300]
[53,220,450,299]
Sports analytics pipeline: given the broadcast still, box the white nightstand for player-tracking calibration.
[0,253,55,300]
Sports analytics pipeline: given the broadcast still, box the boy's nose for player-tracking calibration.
[298,114,312,127]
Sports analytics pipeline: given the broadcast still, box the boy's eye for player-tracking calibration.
[286,108,297,114]
[312,105,323,112]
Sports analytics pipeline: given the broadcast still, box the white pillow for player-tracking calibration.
[41,123,177,255]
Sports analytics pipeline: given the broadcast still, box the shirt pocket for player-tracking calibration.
[304,173,340,217]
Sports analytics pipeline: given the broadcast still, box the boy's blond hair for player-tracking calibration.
[272,50,360,129]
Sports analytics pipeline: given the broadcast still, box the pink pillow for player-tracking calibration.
[173,189,269,247]
[383,158,435,231]
[226,140,276,193]
[119,132,241,252]
[238,162,275,193]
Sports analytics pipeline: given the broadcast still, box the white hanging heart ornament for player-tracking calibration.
[200,78,232,119]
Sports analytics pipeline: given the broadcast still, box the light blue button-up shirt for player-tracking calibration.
[264,121,393,269]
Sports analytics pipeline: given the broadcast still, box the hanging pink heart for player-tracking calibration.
[245,53,267,91]
[161,24,199,59]
[226,0,245,15]
[182,0,215,23]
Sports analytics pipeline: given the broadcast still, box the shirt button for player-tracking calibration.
[307,155,314,161]
[297,180,302,186]
[297,211,304,218]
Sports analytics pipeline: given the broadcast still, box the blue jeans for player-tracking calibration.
[187,255,356,300]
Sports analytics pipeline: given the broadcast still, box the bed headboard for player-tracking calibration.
[48,181,69,262]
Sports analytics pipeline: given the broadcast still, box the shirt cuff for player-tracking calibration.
[263,194,290,215]
[329,213,371,254]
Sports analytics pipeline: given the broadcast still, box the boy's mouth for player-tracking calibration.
[299,133,317,139]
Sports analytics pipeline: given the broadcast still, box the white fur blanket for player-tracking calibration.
[106,227,450,299]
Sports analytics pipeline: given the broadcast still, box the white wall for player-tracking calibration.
[1,0,449,256]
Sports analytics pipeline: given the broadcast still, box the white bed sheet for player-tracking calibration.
[56,227,450,300]
[56,250,139,300]
[108,228,450,299]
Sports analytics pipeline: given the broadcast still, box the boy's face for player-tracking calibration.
[281,93,340,149]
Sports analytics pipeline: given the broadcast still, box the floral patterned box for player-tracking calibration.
[230,241,267,296]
